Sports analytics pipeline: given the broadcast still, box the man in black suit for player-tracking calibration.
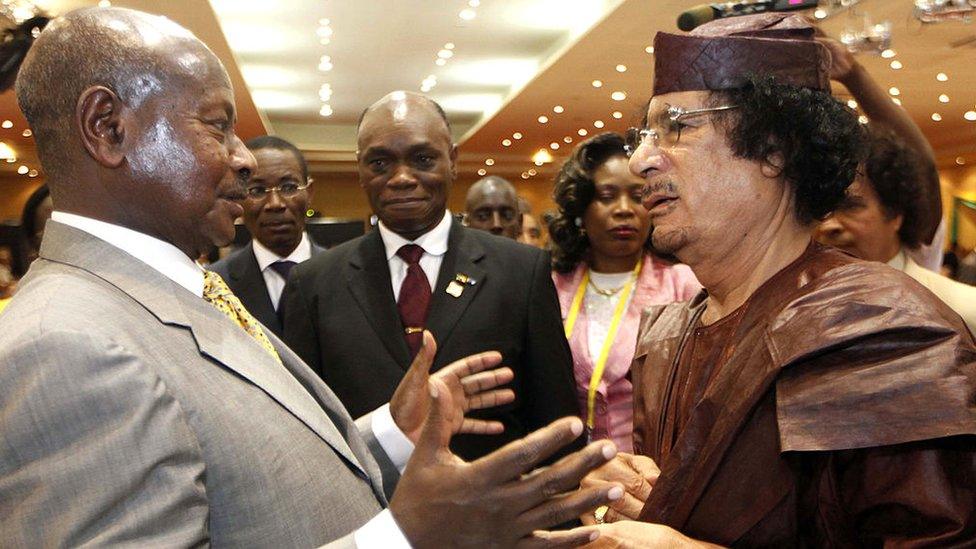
[283,91,582,460]
[211,136,324,336]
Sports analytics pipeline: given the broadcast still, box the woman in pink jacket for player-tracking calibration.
[548,132,700,452]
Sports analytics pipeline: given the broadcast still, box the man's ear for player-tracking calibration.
[761,150,786,179]
[449,143,459,179]
[76,86,127,169]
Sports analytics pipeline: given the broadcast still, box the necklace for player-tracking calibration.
[588,272,635,297]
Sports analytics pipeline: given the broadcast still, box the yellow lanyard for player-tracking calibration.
[563,259,643,428]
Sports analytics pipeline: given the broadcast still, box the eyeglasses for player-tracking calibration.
[625,104,739,156]
[244,180,311,200]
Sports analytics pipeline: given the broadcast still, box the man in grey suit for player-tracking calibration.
[210,135,325,336]
[0,7,623,547]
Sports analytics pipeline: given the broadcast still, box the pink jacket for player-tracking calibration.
[553,254,700,452]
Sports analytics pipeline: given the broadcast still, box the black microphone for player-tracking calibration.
[677,0,820,32]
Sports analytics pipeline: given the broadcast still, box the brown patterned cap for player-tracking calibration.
[653,13,831,96]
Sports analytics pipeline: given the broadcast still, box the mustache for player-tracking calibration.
[642,180,678,200]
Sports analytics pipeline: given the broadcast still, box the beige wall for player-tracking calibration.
[941,165,976,253]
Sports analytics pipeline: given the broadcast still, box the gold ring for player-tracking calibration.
[593,505,609,524]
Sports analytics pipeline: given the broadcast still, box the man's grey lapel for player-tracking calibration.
[426,223,486,346]
[39,221,366,476]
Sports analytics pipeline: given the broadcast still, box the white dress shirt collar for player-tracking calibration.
[252,232,312,272]
[51,211,205,297]
[377,209,452,260]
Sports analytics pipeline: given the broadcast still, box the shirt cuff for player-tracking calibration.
[354,509,412,548]
[371,403,415,473]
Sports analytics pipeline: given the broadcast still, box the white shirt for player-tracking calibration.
[378,210,452,299]
[584,270,636,358]
[251,232,312,310]
[50,211,413,549]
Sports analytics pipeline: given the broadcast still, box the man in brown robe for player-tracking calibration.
[582,13,976,547]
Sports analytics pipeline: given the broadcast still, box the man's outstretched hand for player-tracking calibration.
[390,376,624,548]
[390,331,516,443]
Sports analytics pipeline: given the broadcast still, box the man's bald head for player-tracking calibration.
[357,91,451,134]
[356,91,458,240]
[16,7,227,178]
[464,176,521,240]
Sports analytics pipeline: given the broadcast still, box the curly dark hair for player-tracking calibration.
[861,127,926,248]
[705,76,867,225]
[548,132,653,273]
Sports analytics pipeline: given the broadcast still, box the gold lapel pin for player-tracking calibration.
[446,273,476,298]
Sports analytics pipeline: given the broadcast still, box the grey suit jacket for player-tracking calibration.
[0,222,396,548]
[209,239,326,337]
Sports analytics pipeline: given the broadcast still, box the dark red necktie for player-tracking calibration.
[396,244,431,359]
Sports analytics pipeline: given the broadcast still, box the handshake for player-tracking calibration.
[382,332,678,548]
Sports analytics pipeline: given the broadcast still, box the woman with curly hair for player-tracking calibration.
[548,132,700,452]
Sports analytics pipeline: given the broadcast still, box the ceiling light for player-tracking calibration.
[435,58,447,66]
[645,46,654,54]
[965,111,976,121]
[485,158,494,166]
[615,64,627,72]
[521,172,530,180]
[438,49,454,59]
[444,42,455,50]
[611,91,626,101]
[478,168,487,176]
[939,94,950,103]
[502,139,512,146]
[846,99,858,109]
[957,157,966,165]
[22,129,31,137]
[931,113,942,121]
[814,8,827,19]
[98,0,111,6]
[5,158,15,163]
[890,60,902,70]
[937,72,949,82]
[550,142,559,150]
[316,26,333,38]
[888,87,900,96]
[513,132,523,140]
[553,105,564,114]
[319,37,331,45]
[594,120,605,128]
[528,169,537,176]
[612,111,622,119]
[0,141,18,160]
[1,120,12,129]
[881,49,896,58]
[319,104,333,117]
[538,115,548,124]
[28,169,38,178]
[318,57,333,71]
[318,18,330,26]
[532,149,553,164]
[563,136,573,144]
[892,97,902,106]
[858,115,869,124]
[17,165,28,175]
[577,128,588,136]
[468,0,480,6]
[592,80,603,88]
[459,8,476,20]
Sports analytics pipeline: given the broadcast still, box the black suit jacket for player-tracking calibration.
[282,221,583,460]
[210,239,326,337]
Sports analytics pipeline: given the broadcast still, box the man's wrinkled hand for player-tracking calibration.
[580,453,659,524]
[390,377,625,547]
[390,331,516,443]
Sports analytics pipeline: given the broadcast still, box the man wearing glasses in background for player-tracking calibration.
[211,135,325,336]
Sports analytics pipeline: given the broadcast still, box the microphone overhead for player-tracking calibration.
[677,5,717,32]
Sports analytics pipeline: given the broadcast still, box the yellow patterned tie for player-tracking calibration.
[202,270,282,364]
